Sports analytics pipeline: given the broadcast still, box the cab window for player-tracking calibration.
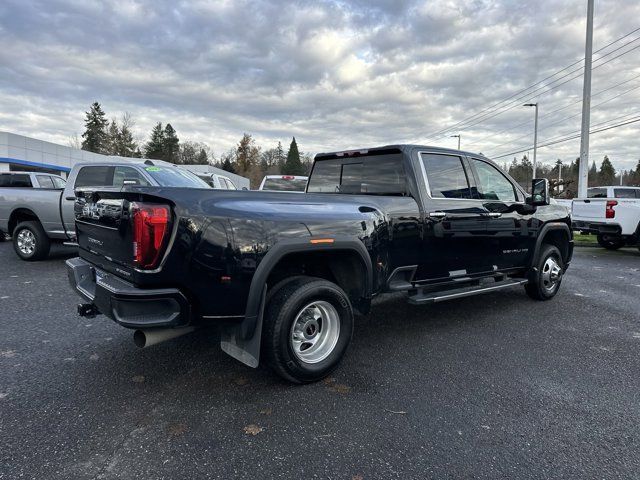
[36,175,55,188]
[470,159,517,202]
[113,166,150,187]
[421,153,473,199]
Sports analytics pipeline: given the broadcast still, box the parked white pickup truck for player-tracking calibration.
[572,186,640,250]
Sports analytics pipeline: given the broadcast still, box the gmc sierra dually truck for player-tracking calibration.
[67,145,573,383]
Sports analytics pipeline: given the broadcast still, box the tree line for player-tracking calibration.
[78,102,311,187]
[504,154,640,197]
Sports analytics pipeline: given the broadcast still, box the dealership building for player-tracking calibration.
[0,130,249,188]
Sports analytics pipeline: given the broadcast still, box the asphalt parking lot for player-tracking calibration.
[1,242,639,479]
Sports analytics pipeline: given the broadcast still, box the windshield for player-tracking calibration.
[144,166,211,188]
[307,153,406,195]
[262,177,308,191]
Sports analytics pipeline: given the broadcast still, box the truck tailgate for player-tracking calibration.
[572,199,606,221]
[74,189,175,281]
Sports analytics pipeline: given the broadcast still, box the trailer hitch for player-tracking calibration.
[77,303,99,318]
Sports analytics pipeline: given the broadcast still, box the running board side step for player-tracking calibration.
[408,279,528,305]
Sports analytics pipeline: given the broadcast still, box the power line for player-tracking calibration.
[427,36,640,142]
[491,115,640,160]
[423,27,640,140]
[472,72,640,145]
[486,82,640,152]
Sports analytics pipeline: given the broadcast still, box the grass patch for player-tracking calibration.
[573,232,598,244]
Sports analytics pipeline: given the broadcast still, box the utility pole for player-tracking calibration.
[450,134,461,150]
[556,159,563,194]
[524,103,539,178]
[578,0,594,198]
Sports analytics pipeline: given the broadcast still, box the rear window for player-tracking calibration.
[262,177,308,192]
[75,166,114,188]
[0,174,32,188]
[614,188,639,199]
[144,166,210,188]
[587,188,608,198]
[307,154,405,195]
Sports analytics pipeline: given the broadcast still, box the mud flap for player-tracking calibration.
[220,286,266,368]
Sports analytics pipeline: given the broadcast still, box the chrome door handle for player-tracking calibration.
[428,211,447,219]
[486,212,502,218]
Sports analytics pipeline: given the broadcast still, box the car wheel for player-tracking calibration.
[525,244,564,301]
[13,221,50,261]
[597,234,625,250]
[263,276,354,383]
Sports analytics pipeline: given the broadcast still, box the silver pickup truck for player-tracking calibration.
[0,159,210,260]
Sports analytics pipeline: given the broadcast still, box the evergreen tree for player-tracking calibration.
[116,112,138,157]
[599,155,616,186]
[196,148,208,165]
[275,141,286,172]
[220,149,237,174]
[588,161,598,186]
[632,160,640,186]
[162,123,180,163]
[81,102,109,153]
[116,123,137,157]
[283,137,305,175]
[106,119,119,155]
[144,123,165,160]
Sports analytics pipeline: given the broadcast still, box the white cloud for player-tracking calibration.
[0,0,638,170]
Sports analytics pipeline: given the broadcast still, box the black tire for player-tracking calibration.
[597,234,625,250]
[263,276,354,383]
[12,221,50,261]
[525,244,564,301]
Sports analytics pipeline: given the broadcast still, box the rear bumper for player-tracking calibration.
[66,257,190,328]
[572,220,622,236]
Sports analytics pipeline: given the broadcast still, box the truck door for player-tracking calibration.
[466,157,533,270]
[415,152,495,281]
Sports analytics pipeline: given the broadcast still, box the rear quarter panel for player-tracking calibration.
[0,188,64,237]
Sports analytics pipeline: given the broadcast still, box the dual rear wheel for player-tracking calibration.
[262,277,353,384]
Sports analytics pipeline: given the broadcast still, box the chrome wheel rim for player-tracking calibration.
[16,229,36,256]
[290,301,340,364]
[541,256,562,292]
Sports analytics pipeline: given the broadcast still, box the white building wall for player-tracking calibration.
[0,131,249,187]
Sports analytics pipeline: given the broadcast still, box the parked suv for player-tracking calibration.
[67,145,572,383]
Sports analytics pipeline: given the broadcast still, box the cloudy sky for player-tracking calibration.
[1,0,639,170]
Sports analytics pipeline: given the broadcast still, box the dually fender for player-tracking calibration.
[530,222,573,270]
[220,236,374,368]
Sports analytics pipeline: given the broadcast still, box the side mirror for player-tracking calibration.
[527,178,550,206]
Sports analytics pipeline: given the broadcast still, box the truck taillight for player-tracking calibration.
[606,200,617,219]
[131,202,171,269]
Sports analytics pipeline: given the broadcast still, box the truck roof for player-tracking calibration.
[72,158,179,168]
[315,144,488,160]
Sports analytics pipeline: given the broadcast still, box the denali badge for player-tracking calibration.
[87,237,103,246]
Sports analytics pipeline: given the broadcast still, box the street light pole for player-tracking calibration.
[578,0,595,198]
[450,134,461,150]
[524,103,539,178]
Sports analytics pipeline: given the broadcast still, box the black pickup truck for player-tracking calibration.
[67,145,573,383]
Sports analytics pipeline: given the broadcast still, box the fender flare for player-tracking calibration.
[530,222,572,268]
[220,236,373,368]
